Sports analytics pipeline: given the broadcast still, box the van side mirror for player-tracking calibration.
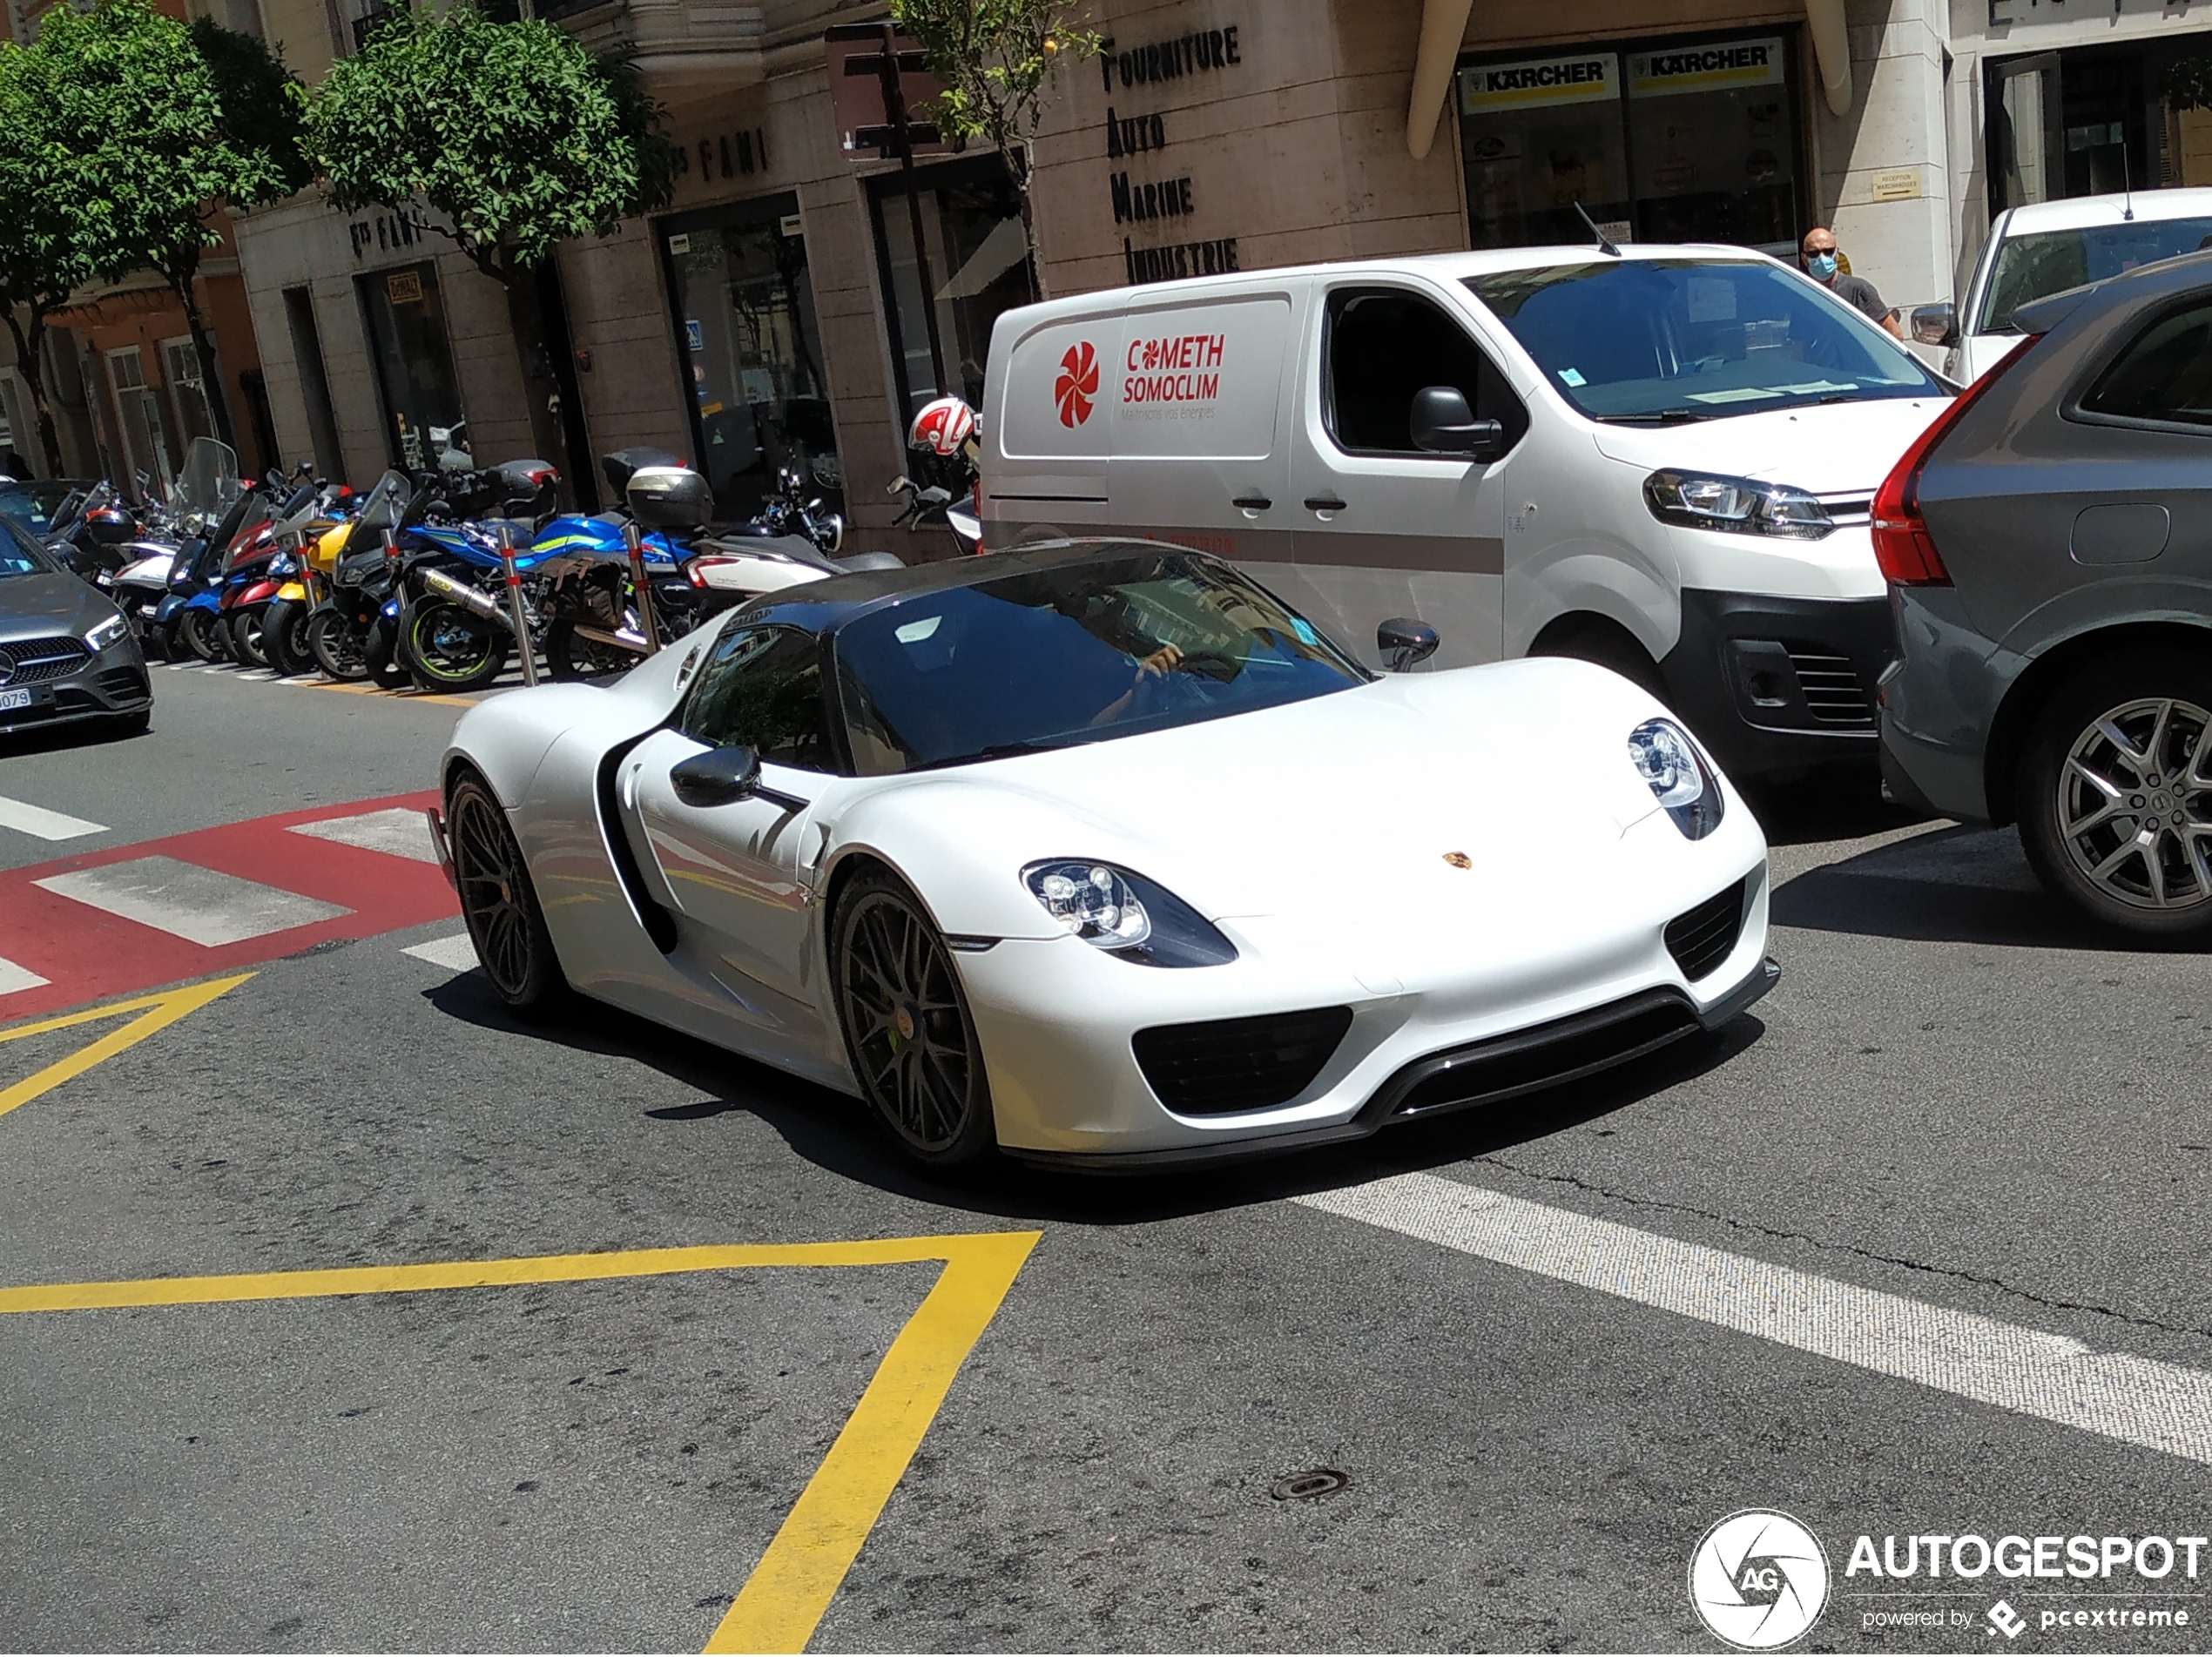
[1409,387,1504,460]
[1911,302,1958,348]
[1378,616,1440,672]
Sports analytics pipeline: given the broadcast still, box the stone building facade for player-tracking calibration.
[225,0,2212,548]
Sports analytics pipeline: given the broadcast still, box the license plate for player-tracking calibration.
[0,687,30,712]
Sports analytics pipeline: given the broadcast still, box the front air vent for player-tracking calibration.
[1132,1006,1353,1115]
[1784,648,1875,728]
[1664,879,1747,983]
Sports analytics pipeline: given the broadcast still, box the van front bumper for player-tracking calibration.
[1659,589,1896,783]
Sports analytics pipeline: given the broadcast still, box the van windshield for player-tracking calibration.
[1977,219,2212,333]
[1467,258,1939,422]
[833,549,1367,776]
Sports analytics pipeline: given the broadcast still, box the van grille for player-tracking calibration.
[1664,879,1747,983]
[1132,1006,1353,1115]
[1784,648,1874,728]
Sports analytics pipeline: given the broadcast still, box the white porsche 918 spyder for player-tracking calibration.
[430,538,1776,1171]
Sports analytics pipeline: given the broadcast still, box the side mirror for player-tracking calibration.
[671,744,762,808]
[628,464,715,529]
[1911,302,1958,348]
[1378,616,1440,672]
[1409,386,1504,459]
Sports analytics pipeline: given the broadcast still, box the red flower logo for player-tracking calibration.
[1055,341,1099,428]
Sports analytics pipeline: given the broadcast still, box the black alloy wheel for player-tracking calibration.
[306,608,368,681]
[2019,649,2212,939]
[831,870,995,1169]
[179,606,225,662]
[447,771,566,1012]
[400,593,509,693]
[260,599,314,677]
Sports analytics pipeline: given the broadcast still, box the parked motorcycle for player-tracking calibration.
[890,394,985,556]
[150,441,255,662]
[392,458,562,692]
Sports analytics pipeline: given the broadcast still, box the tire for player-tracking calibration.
[229,608,267,668]
[153,613,185,663]
[545,616,642,682]
[306,608,368,682]
[179,606,225,663]
[108,709,151,738]
[363,614,410,690]
[399,594,509,693]
[261,599,314,677]
[446,770,568,1013]
[2018,650,2212,939]
[830,869,996,1169]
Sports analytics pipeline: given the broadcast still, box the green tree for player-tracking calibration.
[0,44,108,475]
[36,0,308,455]
[300,3,675,474]
[888,0,1101,293]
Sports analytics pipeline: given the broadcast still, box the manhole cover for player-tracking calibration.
[1269,1468,1348,1501]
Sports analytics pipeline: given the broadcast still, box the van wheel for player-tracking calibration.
[2017,650,2212,938]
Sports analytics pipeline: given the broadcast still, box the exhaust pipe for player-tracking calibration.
[421,566,515,631]
[574,623,652,653]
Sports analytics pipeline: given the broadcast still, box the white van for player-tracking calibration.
[1911,188,2212,383]
[980,244,1951,785]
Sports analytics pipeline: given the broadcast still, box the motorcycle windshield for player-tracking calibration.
[177,438,241,519]
[347,470,410,542]
[220,498,274,573]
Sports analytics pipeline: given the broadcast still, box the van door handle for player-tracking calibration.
[1231,495,1272,512]
[1303,494,1347,513]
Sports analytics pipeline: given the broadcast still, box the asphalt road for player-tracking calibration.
[3,657,2209,1654]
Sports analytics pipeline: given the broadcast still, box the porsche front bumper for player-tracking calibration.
[955,842,1775,1167]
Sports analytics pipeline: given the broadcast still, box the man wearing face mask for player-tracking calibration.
[1801,226,1903,339]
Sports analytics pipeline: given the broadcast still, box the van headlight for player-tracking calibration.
[1644,470,1834,540]
[1628,718,1723,839]
[84,613,128,652]
[1022,860,1238,967]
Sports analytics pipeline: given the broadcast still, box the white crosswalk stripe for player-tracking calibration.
[288,806,442,864]
[0,955,51,996]
[402,933,480,971]
[1296,1172,2212,1465]
[33,857,351,947]
[0,796,106,841]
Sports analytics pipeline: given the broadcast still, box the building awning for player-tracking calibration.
[1406,0,1474,161]
[1804,0,1852,117]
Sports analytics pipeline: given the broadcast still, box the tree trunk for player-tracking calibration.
[0,303,64,476]
[168,259,239,455]
[1007,141,1046,302]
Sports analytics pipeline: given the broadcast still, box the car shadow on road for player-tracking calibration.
[1744,773,1925,848]
[1770,822,2167,951]
[423,970,1765,1227]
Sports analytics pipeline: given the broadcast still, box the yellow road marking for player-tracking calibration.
[0,973,254,1120]
[0,1229,1042,1653]
[302,678,482,710]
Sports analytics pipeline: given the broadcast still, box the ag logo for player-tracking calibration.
[1689,1510,1831,1650]
[1055,340,1099,428]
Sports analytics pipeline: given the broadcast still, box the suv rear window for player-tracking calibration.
[2080,300,2212,429]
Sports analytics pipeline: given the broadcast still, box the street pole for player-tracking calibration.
[624,521,660,655]
[499,523,538,687]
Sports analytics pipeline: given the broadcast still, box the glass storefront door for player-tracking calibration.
[868,155,1035,419]
[1459,30,1806,258]
[357,260,471,473]
[658,195,840,522]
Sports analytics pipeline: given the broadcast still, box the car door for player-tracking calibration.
[617,623,838,1017]
[1286,281,1525,670]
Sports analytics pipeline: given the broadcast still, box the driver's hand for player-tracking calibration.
[1133,643,1184,681]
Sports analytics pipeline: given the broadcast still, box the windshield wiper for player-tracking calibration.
[1594,408,1708,425]
[918,738,1082,771]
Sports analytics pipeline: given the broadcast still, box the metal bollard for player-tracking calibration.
[623,521,660,655]
[499,523,539,687]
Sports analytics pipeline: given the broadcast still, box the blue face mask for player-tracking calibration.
[1806,252,1838,281]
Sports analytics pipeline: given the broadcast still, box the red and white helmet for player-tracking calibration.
[907,395,979,457]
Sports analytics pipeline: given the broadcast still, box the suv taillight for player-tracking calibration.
[1870,337,2038,586]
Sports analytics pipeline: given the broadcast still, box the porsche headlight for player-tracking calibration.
[84,612,128,652]
[1643,470,1833,540]
[1629,718,1723,840]
[1022,860,1238,967]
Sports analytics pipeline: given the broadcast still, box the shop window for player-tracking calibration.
[162,339,219,448]
[1458,33,1803,259]
[659,196,840,522]
[868,155,1035,418]
[356,260,471,473]
[105,347,175,499]
[1323,288,1527,456]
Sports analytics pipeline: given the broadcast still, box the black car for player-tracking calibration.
[1876,249,2212,936]
[0,515,152,739]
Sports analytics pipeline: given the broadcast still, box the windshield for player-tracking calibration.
[0,491,52,537]
[349,470,409,541]
[0,516,63,576]
[1468,258,1940,421]
[833,550,1367,776]
[176,437,240,519]
[1978,219,2212,333]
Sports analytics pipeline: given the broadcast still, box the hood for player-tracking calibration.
[1589,396,1949,495]
[0,571,108,641]
[836,657,1693,947]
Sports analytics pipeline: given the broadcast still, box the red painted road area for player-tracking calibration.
[0,791,459,1020]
